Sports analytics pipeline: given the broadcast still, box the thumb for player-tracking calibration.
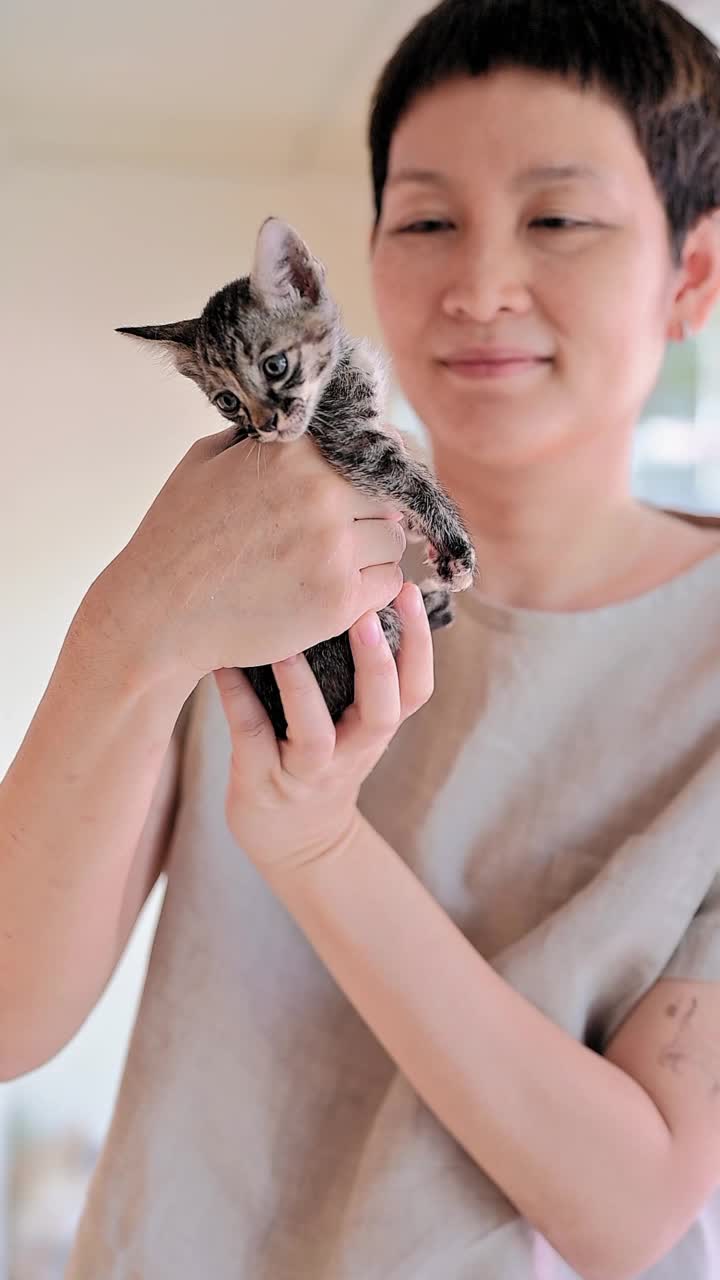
[195,422,251,460]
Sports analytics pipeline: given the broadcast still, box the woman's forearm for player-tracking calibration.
[265,813,677,1280]
[0,577,192,1079]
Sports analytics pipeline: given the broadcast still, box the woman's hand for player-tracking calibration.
[92,429,406,695]
[212,581,433,875]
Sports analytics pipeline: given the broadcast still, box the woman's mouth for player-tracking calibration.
[439,350,553,380]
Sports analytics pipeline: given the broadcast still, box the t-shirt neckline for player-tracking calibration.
[459,542,720,636]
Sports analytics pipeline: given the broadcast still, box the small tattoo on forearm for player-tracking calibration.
[661,998,720,1099]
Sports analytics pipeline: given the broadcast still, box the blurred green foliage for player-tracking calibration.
[640,340,697,426]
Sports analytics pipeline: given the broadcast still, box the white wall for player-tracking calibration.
[1,158,383,1140]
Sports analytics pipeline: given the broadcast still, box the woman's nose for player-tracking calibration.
[440,240,533,323]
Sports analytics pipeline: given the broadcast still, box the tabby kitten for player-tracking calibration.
[117,217,476,737]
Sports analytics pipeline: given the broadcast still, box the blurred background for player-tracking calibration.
[3,0,720,1274]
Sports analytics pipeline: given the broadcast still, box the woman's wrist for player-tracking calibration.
[71,568,198,712]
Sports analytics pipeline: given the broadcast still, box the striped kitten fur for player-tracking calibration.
[117,217,476,737]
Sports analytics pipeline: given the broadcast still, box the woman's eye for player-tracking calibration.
[262,353,289,380]
[532,218,589,230]
[214,391,241,415]
[397,219,454,234]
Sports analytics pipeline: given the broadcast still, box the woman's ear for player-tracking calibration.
[670,212,720,337]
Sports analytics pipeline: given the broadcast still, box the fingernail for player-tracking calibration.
[406,584,424,616]
[358,614,382,646]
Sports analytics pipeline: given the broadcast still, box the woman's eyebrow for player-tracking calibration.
[385,163,609,190]
[512,163,608,188]
[385,168,450,189]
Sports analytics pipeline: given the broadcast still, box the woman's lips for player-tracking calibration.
[440,355,552,379]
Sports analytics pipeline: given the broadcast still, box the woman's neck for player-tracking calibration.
[432,439,719,611]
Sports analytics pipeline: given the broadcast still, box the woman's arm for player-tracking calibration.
[0,586,192,1080]
[264,814,681,1280]
[215,586,692,1280]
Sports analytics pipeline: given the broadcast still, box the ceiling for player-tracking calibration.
[5,0,720,175]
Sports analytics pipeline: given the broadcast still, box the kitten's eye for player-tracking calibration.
[214,391,241,415]
[262,353,289,380]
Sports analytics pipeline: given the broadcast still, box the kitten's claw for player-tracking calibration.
[445,562,476,592]
[425,541,477,591]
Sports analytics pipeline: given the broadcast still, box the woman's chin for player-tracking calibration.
[424,400,569,466]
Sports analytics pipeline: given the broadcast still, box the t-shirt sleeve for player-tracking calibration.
[661,870,720,982]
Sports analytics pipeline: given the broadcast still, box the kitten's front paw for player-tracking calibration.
[425,539,477,591]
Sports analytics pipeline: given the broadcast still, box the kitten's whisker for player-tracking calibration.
[240,439,256,466]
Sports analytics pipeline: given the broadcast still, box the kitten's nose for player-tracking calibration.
[258,412,279,434]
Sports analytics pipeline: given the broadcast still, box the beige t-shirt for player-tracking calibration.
[66,536,720,1279]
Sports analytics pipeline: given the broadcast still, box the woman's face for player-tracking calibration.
[370,69,682,467]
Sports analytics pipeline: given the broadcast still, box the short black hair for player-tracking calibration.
[368,0,720,263]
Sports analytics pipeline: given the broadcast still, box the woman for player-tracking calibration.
[4,1,720,1276]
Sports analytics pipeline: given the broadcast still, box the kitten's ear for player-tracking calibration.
[251,218,326,307]
[116,318,201,378]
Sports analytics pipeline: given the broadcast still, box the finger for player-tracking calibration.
[195,423,250,459]
[353,517,406,570]
[391,582,435,720]
[356,562,405,616]
[335,610,401,757]
[212,667,278,774]
[272,653,337,780]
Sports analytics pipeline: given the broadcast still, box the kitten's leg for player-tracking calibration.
[419,580,455,631]
[381,590,454,644]
[313,426,476,591]
[404,514,426,544]
[377,604,402,653]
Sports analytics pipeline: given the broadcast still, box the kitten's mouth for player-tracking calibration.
[257,424,306,443]
[254,406,307,443]
[251,411,279,442]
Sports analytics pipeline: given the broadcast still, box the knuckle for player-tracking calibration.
[374,639,399,671]
[233,708,269,740]
[364,707,401,739]
[322,597,349,641]
[388,520,407,558]
[324,525,354,573]
[377,566,404,607]
[296,730,335,760]
[313,566,343,618]
[313,516,352,580]
[328,567,359,629]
